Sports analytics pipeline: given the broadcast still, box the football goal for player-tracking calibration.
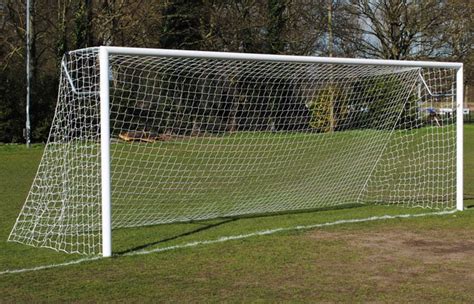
[9,47,464,256]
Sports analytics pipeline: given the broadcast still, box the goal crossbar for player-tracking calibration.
[103,46,463,69]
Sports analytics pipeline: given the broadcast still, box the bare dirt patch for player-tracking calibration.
[306,226,474,297]
[309,229,474,263]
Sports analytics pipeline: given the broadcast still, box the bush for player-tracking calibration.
[307,86,347,133]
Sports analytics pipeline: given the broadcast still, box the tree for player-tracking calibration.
[0,0,471,143]
[56,0,69,60]
[307,85,351,132]
[74,0,93,49]
[347,0,446,59]
[160,0,204,50]
[200,0,266,52]
[441,0,473,91]
[267,0,286,54]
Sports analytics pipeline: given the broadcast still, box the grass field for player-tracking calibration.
[0,126,473,302]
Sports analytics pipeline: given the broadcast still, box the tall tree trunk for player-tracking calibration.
[56,0,68,60]
[267,0,286,54]
[327,0,333,57]
[75,0,93,49]
[160,0,204,49]
[102,0,116,45]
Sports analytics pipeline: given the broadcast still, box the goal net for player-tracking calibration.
[9,47,463,255]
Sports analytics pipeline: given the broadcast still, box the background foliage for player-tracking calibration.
[0,0,472,142]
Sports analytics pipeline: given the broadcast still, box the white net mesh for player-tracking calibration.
[9,48,458,255]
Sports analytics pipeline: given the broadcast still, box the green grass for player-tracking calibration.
[0,125,473,302]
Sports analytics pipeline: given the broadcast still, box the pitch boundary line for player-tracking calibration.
[0,210,457,275]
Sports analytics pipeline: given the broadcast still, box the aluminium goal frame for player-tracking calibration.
[98,46,464,257]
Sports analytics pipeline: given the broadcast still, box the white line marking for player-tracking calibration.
[124,210,457,256]
[0,256,101,275]
[0,210,457,275]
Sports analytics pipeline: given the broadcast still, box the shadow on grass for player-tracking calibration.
[115,218,238,255]
[115,203,366,255]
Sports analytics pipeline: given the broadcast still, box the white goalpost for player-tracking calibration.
[9,46,463,257]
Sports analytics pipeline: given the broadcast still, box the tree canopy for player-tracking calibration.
[0,0,472,142]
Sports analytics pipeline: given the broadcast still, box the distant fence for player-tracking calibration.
[465,111,473,123]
